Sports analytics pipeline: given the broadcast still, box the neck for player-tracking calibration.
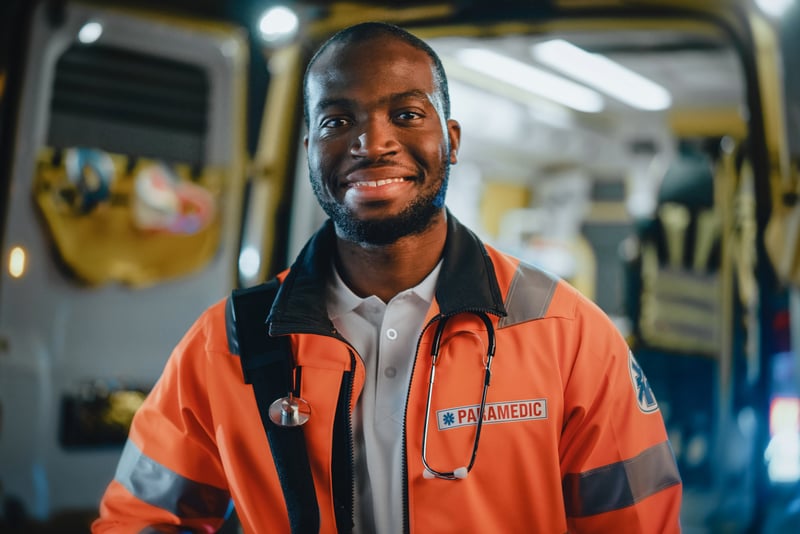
[334,211,447,303]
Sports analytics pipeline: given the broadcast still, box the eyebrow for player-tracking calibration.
[314,90,431,115]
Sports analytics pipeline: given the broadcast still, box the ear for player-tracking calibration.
[447,119,461,164]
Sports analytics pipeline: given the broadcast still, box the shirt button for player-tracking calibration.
[386,328,398,340]
[384,367,397,378]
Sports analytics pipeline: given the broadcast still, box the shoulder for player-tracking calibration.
[484,243,621,338]
[175,297,231,356]
[482,244,573,321]
[151,296,234,388]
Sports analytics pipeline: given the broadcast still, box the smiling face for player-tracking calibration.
[304,34,460,246]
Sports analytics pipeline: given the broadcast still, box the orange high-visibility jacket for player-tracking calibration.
[94,215,682,533]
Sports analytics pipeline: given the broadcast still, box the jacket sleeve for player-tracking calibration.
[558,290,682,533]
[93,306,231,533]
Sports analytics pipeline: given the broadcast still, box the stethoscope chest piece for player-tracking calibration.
[269,394,311,427]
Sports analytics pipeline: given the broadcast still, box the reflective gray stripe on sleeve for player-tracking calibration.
[563,440,681,517]
[498,263,558,329]
[115,439,230,519]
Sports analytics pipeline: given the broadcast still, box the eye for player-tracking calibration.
[395,110,424,122]
[320,116,351,129]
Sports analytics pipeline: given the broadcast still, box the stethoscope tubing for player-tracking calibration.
[421,311,497,480]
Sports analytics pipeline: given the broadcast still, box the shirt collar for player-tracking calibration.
[327,260,442,321]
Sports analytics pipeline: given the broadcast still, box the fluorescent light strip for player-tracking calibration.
[532,39,672,111]
[756,0,794,18]
[455,48,605,113]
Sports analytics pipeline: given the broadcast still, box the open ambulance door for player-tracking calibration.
[0,0,248,527]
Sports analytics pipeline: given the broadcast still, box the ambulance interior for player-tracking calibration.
[2,1,798,532]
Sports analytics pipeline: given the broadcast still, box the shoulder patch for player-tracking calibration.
[628,350,659,413]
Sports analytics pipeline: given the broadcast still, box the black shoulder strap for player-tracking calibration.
[231,280,320,534]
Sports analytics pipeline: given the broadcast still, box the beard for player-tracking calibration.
[311,160,450,246]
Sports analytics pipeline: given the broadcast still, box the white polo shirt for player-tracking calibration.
[326,261,441,534]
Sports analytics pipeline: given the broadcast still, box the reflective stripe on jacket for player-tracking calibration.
[94,214,682,533]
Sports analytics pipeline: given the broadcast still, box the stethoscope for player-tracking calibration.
[422,311,497,480]
[269,310,497,482]
[269,391,311,427]
[269,365,311,427]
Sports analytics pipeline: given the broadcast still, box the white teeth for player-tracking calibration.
[351,178,405,188]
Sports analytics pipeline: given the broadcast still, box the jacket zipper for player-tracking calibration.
[274,322,361,532]
[344,349,357,530]
[330,327,362,532]
[401,316,436,534]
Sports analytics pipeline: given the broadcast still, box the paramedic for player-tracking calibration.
[94,21,682,533]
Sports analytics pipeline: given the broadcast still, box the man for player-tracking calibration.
[94,22,682,533]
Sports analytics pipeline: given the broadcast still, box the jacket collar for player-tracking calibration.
[267,211,506,336]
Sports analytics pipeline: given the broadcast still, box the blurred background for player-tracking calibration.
[1,0,799,532]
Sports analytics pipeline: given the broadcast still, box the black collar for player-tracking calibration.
[268,211,506,336]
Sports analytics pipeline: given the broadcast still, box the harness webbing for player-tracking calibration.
[231,280,320,534]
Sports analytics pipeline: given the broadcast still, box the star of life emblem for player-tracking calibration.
[629,350,659,413]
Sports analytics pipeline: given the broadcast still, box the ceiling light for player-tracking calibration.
[455,48,604,113]
[532,39,672,111]
[77,21,103,44]
[258,6,299,45]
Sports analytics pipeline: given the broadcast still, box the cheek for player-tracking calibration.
[404,133,447,166]
[427,141,450,168]
[307,142,331,173]
[309,137,347,166]
[307,150,322,171]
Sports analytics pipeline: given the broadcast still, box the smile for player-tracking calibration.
[348,177,408,188]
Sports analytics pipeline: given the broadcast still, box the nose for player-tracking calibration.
[350,118,399,159]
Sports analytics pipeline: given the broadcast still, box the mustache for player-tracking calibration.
[341,158,409,176]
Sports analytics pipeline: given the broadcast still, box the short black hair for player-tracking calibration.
[303,21,451,126]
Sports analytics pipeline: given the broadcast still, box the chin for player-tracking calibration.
[335,206,440,246]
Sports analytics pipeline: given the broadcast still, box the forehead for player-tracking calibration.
[306,36,436,106]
